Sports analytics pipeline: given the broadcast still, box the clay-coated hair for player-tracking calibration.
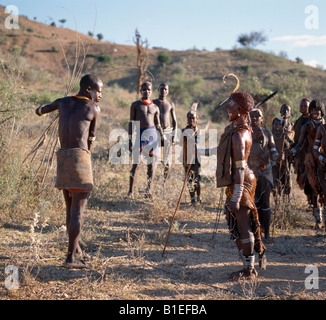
[230,92,255,114]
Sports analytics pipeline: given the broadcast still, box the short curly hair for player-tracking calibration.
[80,74,102,90]
[230,92,255,114]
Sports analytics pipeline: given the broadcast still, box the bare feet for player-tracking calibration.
[64,258,91,269]
[229,268,258,281]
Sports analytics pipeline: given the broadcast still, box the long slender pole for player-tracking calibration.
[162,154,194,257]
[272,132,285,244]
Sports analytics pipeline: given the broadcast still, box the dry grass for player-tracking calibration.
[0,12,326,302]
[1,148,326,300]
[1,90,326,301]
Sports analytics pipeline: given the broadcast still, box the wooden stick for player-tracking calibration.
[162,154,194,257]
[271,132,285,244]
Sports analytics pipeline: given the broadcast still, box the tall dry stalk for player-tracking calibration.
[133,29,149,93]
[24,8,97,189]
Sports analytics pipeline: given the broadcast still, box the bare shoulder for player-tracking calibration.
[130,100,141,109]
[262,127,273,138]
[316,124,325,134]
[232,128,245,142]
[91,101,101,113]
[302,121,311,131]
[153,102,160,111]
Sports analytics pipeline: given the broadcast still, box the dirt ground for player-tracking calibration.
[1,163,326,301]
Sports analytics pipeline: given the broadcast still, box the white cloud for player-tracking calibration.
[304,59,325,69]
[272,35,326,48]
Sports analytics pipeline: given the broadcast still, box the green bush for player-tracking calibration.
[157,51,172,66]
[169,67,204,106]
[29,90,61,105]
[97,54,112,64]
[9,45,23,56]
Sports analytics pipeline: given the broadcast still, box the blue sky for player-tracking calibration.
[2,0,326,68]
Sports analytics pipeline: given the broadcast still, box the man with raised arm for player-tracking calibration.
[35,74,103,269]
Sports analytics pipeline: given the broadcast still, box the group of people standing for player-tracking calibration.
[35,73,325,281]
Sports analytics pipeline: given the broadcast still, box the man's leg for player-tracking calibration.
[146,162,157,198]
[129,163,140,197]
[63,190,85,258]
[260,184,272,241]
[163,141,173,183]
[233,206,257,278]
[195,166,201,204]
[163,163,171,183]
[311,194,323,230]
[63,190,72,231]
[66,192,89,266]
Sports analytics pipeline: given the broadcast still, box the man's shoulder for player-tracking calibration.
[131,100,143,107]
[153,99,173,107]
[79,98,100,113]
[302,120,312,130]
[262,127,273,136]
[152,101,160,108]
[67,97,100,114]
[317,123,326,133]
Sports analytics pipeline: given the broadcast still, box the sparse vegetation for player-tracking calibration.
[97,33,104,41]
[97,54,112,64]
[59,19,66,27]
[157,51,172,67]
[237,30,268,48]
[0,11,325,301]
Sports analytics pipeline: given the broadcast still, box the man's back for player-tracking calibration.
[57,97,100,150]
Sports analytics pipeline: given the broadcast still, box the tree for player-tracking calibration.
[157,51,172,67]
[97,54,112,64]
[133,29,149,94]
[97,33,104,41]
[59,19,66,27]
[169,67,204,106]
[295,57,303,64]
[237,31,267,48]
[88,31,94,37]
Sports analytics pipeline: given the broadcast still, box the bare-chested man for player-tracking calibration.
[292,98,311,205]
[153,83,177,183]
[271,117,293,199]
[290,99,325,229]
[280,104,294,140]
[222,92,266,280]
[312,99,326,231]
[35,74,102,269]
[182,110,201,206]
[248,107,279,243]
[128,81,163,198]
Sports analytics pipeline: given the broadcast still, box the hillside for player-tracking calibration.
[1,9,326,128]
[1,8,326,303]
